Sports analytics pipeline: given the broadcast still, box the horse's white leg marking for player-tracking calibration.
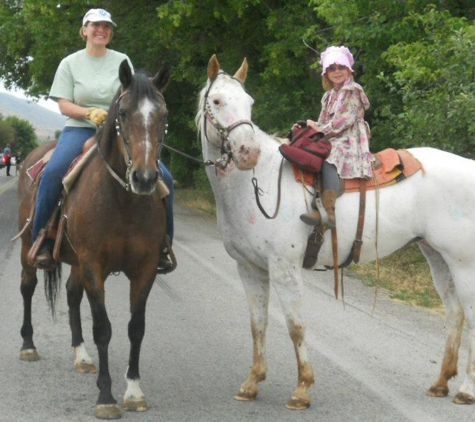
[123,371,147,412]
[234,262,270,401]
[73,342,97,373]
[419,242,463,397]
[269,257,314,409]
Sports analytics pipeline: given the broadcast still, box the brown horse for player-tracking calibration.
[17,60,171,419]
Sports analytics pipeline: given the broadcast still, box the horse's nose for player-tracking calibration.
[132,169,159,194]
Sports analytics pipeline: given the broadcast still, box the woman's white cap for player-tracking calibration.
[83,8,117,27]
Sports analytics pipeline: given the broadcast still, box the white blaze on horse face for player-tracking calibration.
[138,98,156,162]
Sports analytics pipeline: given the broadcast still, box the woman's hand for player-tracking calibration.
[86,107,108,125]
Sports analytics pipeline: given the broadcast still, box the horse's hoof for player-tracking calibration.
[20,349,40,361]
[122,397,148,412]
[453,392,475,405]
[234,387,257,401]
[75,361,98,374]
[427,386,449,397]
[94,404,122,419]
[286,395,311,410]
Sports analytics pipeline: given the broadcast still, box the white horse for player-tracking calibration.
[196,54,475,410]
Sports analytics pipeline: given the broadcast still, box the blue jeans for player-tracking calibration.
[33,127,175,247]
[159,161,174,244]
[32,127,95,245]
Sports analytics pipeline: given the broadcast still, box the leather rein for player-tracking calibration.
[96,89,167,192]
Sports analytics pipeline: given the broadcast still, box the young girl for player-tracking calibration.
[300,45,374,228]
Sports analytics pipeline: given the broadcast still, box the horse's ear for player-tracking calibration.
[207,54,220,80]
[119,59,133,89]
[153,62,171,93]
[233,58,248,84]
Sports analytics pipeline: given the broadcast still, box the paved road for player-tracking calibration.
[0,171,473,421]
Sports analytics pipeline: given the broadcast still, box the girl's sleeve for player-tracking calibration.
[318,89,361,138]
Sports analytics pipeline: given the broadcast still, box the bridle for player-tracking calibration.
[97,89,168,191]
[202,71,254,171]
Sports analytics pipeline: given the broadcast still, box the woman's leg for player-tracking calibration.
[158,161,174,243]
[32,127,95,250]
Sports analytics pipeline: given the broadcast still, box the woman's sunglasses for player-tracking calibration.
[327,64,347,73]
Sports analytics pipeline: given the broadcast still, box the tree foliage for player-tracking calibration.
[1,0,475,185]
[0,114,38,155]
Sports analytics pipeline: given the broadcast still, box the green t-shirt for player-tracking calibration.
[49,49,134,128]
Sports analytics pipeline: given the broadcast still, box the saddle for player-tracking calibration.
[20,137,172,270]
[298,148,424,274]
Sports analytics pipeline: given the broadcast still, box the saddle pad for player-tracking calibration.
[26,149,55,181]
[63,144,98,193]
[292,148,424,192]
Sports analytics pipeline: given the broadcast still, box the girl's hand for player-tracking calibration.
[306,119,319,131]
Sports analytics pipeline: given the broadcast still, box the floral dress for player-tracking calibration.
[318,78,374,179]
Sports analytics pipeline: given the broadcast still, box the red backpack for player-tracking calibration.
[279,125,332,173]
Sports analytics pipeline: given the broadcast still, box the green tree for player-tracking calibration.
[5,116,38,155]
[0,118,15,148]
[2,0,475,182]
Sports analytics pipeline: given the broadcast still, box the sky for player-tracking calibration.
[0,82,60,114]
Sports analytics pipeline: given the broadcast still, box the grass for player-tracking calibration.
[347,243,442,312]
[176,186,443,312]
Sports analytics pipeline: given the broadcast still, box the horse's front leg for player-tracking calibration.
[67,268,97,374]
[234,262,270,401]
[270,259,314,410]
[122,272,156,413]
[82,270,120,420]
[19,253,40,361]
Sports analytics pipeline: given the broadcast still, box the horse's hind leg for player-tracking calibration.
[270,259,314,410]
[19,255,40,361]
[443,263,475,404]
[67,267,97,374]
[234,262,270,402]
[122,272,156,413]
[418,242,464,398]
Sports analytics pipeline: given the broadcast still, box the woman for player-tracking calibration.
[32,8,174,270]
[300,45,374,228]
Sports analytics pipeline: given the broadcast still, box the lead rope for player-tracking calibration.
[372,162,381,316]
[251,158,284,219]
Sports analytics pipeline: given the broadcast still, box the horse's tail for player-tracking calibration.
[43,264,62,318]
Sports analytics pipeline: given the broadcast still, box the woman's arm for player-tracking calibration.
[57,98,89,120]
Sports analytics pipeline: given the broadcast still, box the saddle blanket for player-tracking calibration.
[293,148,424,192]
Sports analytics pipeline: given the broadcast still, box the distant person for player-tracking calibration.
[15,152,22,175]
[3,143,12,176]
[31,8,174,271]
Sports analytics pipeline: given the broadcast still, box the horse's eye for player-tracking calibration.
[118,109,127,118]
[213,99,220,106]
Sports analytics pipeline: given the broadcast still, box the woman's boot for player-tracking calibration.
[322,190,337,229]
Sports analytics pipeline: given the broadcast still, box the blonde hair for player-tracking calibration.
[79,22,114,42]
[322,72,354,91]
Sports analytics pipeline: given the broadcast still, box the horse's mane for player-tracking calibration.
[195,83,209,130]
